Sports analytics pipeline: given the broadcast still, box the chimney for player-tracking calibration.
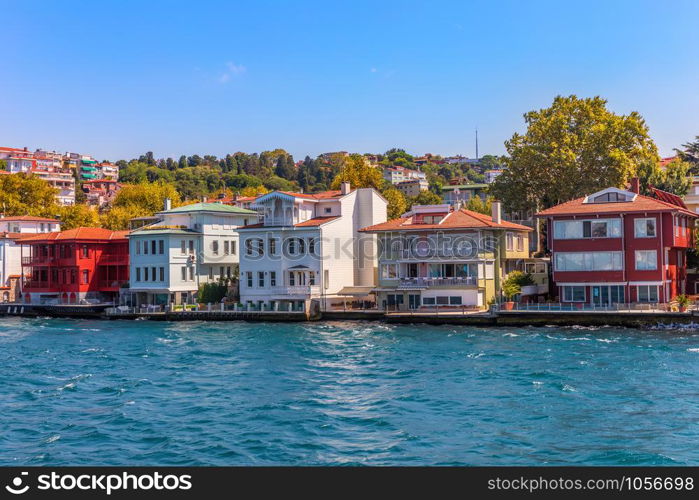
[164,198,172,211]
[630,177,640,194]
[341,181,351,195]
[491,200,502,224]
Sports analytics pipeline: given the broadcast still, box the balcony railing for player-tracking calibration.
[98,254,129,265]
[22,256,53,265]
[397,276,477,288]
[271,285,321,296]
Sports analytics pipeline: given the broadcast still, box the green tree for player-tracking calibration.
[490,95,659,212]
[0,173,59,217]
[409,190,442,206]
[637,158,692,196]
[330,154,384,190]
[100,205,144,230]
[197,282,228,304]
[465,196,493,215]
[676,135,699,173]
[112,181,181,216]
[56,204,100,230]
[381,187,408,220]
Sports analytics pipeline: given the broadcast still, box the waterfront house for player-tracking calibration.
[0,216,62,302]
[360,203,537,310]
[536,180,698,305]
[237,182,387,311]
[126,201,259,306]
[20,227,129,304]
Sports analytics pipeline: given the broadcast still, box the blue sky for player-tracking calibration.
[2,0,698,161]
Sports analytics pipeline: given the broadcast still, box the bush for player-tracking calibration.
[502,271,533,300]
[197,282,228,304]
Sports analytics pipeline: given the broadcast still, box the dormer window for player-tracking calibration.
[592,192,628,203]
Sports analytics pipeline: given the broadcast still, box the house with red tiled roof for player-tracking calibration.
[237,182,387,311]
[536,179,698,306]
[19,227,129,304]
[360,203,545,310]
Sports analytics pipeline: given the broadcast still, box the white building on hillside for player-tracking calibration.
[238,182,387,311]
[126,202,259,306]
[0,215,61,302]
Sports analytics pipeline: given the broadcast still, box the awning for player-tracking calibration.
[337,286,376,297]
[288,265,310,270]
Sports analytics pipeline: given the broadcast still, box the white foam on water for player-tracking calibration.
[687,348,699,352]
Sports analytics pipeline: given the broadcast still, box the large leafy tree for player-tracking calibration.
[676,135,699,173]
[490,95,659,212]
[56,204,100,230]
[381,187,409,220]
[0,173,60,217]
[330,154,383,190]
[112,181,181,215]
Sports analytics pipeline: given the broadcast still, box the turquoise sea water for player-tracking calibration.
[1,317,698,465]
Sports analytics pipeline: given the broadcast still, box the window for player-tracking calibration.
[516,234,524,251]
[269,239,276,256]
[381,264,399,279]
[525,262,547,274]
[226,266,231,278]
[181,266,186,281]
[308,238,316,255]
[144,267,149,281]
[152,267,156,282]
[324,269,329,289]
[81,269,89,284]
[82,245,89,258]
[188,240,194,254]
[159,240,164,254]
[209,267,214,280]
[270,271,276,286]
[506,233,514,251]
[144,241,149,255]
[309,271,315,285]
[230,241,236,255]
[224,241,230,255]
[159,267,165,281]
[423,297,436,305]
[324,207,332,214]
[181,240,186,255]
[289,272,295,286]
[289,238,296,255]
[246,272,253,287]
[555,252,623,271]
[258,272,265,287]
[212,241,219,255]
[637,285,659,303]
[634,218,656,238]
[257,239,264,256]
[449,296,462,305]
[136,241,141,255]
[592,192,628,203]
[151,240,157,254]
[436,296,449,305]
[554,219,621,239]
[188,267,194,281]
[136,268,141,281]
[635,250,657,270]
[562,286,586,302]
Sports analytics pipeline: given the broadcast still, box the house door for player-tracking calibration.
[592,286,609,306]
[408,294,420,309]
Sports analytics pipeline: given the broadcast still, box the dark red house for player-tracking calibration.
[536,182,697,306]
[20,227,129,304]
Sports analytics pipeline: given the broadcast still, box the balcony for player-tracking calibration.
[396,276,477,289]
[22,256,53,266]
[98,254,129,265]
[98,280,127,289]
[270,285,321,297]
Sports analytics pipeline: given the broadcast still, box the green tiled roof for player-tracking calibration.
[161,202,257,215]
[441,183,489,191]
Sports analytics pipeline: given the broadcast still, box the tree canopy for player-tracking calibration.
[490,95,659,212]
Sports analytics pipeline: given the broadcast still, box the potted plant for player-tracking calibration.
[501,272,522,311]
[676,294,691,312]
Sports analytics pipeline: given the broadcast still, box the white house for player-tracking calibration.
[238,182,387,311]
[126,201,259,306]
[0,215,61,302]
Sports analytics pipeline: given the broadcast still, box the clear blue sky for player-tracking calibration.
[2,0,698,162]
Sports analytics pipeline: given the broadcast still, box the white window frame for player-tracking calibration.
[561,285,586,302]
[634,217,656,238]
[634,250,657,271]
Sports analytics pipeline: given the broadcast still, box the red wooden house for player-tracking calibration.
[20,227,129,304]
[536,180,697,306]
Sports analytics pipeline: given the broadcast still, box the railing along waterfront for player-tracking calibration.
[397,276,476,287]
